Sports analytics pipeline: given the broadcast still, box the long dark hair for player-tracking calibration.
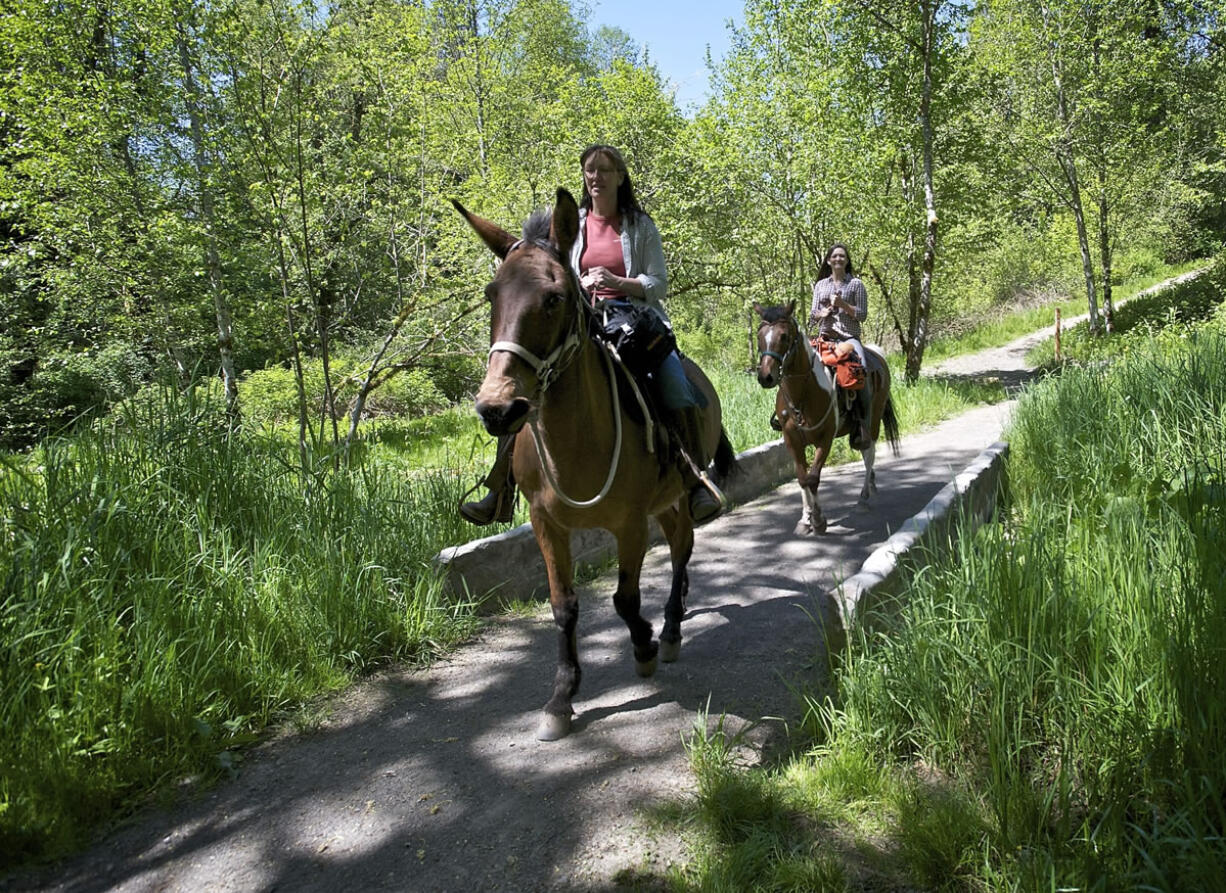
[817,242,857,280]
[579,144,646,219]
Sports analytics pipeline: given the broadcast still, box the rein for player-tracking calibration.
[487,239,628,509]
[761,318,836,434]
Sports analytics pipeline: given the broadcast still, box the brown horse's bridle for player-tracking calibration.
[487,238,627,509]
[486,240,589,395]
[759,316,836,434]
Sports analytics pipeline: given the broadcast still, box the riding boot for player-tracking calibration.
[670,407,724,524]
[460,434,517,526]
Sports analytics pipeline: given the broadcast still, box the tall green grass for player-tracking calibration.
[677,271,1226,891]
[0,389,478,866]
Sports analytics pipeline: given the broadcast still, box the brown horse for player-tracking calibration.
[454,188,738,741]
[754,300,900,535]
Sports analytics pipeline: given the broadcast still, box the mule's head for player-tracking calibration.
[754,300,799,389]
[453,189,583,436]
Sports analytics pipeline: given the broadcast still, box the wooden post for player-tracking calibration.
[1055,308,1062,363]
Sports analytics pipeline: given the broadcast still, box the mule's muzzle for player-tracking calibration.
[475,397,532,436]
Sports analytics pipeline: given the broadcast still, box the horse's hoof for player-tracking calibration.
[635,655,658,677]
[659,639,681,663]
[813,520,828,534]
[537,713,572,741]
[795,521,811,536]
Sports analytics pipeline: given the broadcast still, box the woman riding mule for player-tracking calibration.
[461,145,722,527]
[453,187,737,739]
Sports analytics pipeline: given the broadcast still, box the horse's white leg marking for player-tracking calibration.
[797,482,813,534]
[859,442,877,501]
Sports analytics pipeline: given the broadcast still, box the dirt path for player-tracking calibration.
[40,268,1221,893]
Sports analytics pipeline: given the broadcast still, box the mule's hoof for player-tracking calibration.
[813,520,828,535]
[659,639,681,663]
[537,713,572,741]
[635,655,658,677]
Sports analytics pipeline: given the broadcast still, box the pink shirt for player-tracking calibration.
[579,213,627,303]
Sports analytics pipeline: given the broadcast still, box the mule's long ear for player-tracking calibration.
[786,299,797,317]
[550,188,580,260]
[451,198,516,260]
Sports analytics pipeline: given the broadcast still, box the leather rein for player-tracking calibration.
[758,316,836,434]
[485,238,638,509]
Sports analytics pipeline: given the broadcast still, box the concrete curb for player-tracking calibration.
[830,440,1010,629]
[432,439,1009,615]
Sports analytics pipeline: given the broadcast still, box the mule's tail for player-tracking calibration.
[712,427,740,484]
[882,398,902,456]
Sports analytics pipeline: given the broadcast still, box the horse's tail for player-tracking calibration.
[712,427,739,483]
[881,397,902,457]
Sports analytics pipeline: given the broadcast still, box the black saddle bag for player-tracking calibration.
[596,299,677,376]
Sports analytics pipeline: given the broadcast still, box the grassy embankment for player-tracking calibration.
[670,258,1226,891]
[0,262,1198,871]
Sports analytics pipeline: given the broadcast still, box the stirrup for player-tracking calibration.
[459,486,515,526]
[689,472,727,524]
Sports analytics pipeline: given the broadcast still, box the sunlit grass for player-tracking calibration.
[925,259,1207,365]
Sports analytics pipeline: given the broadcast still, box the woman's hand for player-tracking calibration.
[582,266,619,291]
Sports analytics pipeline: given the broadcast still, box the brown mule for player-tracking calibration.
[754,300,900,535]
[454,188,738,740]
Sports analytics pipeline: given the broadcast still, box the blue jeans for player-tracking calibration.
[649,351,702,410]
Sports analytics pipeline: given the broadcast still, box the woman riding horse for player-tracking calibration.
[453,188,737,739]
[461,145,721,527]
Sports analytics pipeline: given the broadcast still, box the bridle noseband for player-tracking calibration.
[486,238,589,395]
[758,317,801,372]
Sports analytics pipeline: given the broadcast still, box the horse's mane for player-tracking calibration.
[758,304,793,324]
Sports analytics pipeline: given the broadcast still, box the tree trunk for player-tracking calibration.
[1043,1,1100,334]
[1098,184,1115,333]
[908,0,939,384]
[175,7,239,412]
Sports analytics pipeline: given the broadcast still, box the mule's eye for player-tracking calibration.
[544,290,564,309]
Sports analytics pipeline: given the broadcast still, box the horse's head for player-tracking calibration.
[453,188,584,436]
[754,300,800,389]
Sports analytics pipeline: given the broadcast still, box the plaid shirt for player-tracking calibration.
[809,276,868,341]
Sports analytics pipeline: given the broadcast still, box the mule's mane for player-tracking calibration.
[521,208,556,252]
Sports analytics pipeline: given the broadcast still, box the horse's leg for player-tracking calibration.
[787,435,817,535]
[803,435,834,534]
[611,518,660,678]
[532,512,580,741]
[654,506,694,663]
[859,441,878,501]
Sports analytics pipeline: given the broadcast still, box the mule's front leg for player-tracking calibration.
[533,513,579,741]
[612,518,659,677]
[654,506,694,663]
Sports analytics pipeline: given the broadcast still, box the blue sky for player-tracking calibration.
[586,0,745,110]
